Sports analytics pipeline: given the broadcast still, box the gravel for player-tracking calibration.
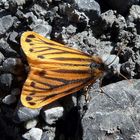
[0,0,140,140]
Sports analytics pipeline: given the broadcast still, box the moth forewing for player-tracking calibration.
[20,31,119,109]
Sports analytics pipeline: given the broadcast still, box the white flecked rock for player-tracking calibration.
[24,118,38,129]
[41,102,64,125]
[2,94,16,105]
[22,128,43,140]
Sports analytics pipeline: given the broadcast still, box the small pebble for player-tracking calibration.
[74,0,101,20]
[33,24,52,37]
[0,73,13,92]
[14,106,40,122]
[24,118,38,130]
[2,15,14,31]
[41,102,64,125]
[2,58,24,75]
[8,31,18,44]
[0,51,4,64]
[22,128,43,140]
[2,94,16,105]
[0,40,18,57]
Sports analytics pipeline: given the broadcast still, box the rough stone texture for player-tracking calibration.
[22,128,43,140]
[103,0,139,14]
[74,0,101,20]
[2,58,24,75]
[0,52,4,64]
[41,102,64,125]
[24,118,38,129]
[0,73,13,92]
[82,79,140,140]
[0,40,18,57]
[13,106,40,122]
[2,94,16,105]
[0,0,140,139]
[41,126,56,140]
[92,10,117,36]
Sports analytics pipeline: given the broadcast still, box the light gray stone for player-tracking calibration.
[2,94,16,105]
[22,128,43,140]
[104,0,139,14]
[41,102,64,125]
[14,106,40,122]
[0,51,4,64]
[74,0,101,20]
[24,119,38,130]
[82,79,140,140]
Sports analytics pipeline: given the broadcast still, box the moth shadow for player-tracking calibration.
[54,96,83,140]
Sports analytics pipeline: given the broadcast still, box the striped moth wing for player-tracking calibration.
[20,31,105,108]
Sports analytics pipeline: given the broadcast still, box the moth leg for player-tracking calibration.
[98,78,122,108]
[99,77,105,94]
[83,84,92,103]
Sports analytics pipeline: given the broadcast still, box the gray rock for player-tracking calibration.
[136,60,140,78]
[8,31,19,44]
[121,61,135,78]
[24,119,38,129]
[98,41,114,55]
[0,40,18,57]
[14,106,40,122]
[0,52,4,64]
[74,0,101,20]
[0,20,5,35]
[2,15,14,31]
[41,132,49,140]
[64,4,89,27]
[24,11,38,23]
[0,13,14,35]
[0,73,13,92]
[41,126,56,140]
[103,0,139,14]
[22,128,43,140]
[60,25,77,43]
[37,0,49,9]
[82,79,140,140]
[132,35,140,50]
[2,94,16,105]
[41,102,64,125]
[2,58,24,75]
[64,30,115,56]
[111,14,128,41]
[14,0,26,6]
[128,5,140,22]
[1,0,26,12]
[119,47,133,62]
[92,10,117,36]
[33,24,52,37]
[31,3,49,18]
[128,5,140,34]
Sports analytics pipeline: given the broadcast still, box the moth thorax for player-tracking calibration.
[101,54,119,68]
[90,62,105,71]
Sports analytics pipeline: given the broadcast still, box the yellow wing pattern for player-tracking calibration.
[20,31,104,108]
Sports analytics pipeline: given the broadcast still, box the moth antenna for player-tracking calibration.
[118,72,128,80]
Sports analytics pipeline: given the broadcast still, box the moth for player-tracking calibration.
[20,31,116,108]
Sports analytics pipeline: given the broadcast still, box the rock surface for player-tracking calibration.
[82,79,140,140]
[0,0,140,140]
